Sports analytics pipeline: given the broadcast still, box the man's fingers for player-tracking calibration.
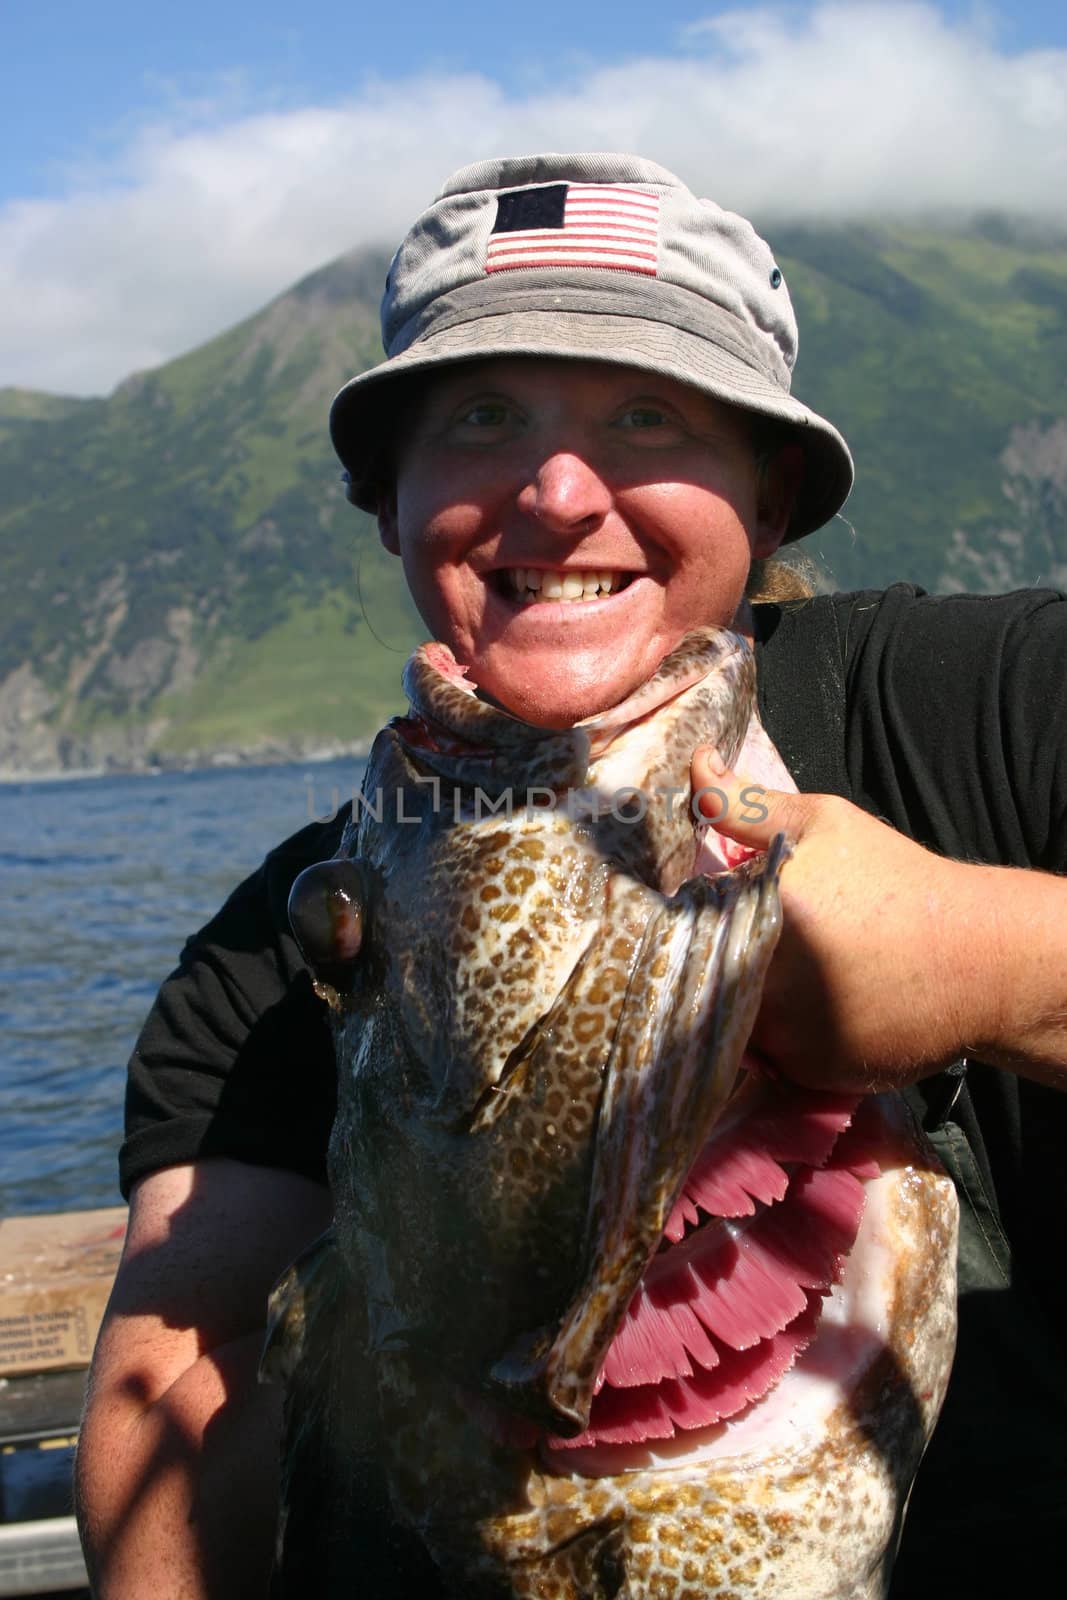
[691,746,813,847]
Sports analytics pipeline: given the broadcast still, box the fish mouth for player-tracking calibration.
[477,1076,879,1471]
[541,1077,874,1462]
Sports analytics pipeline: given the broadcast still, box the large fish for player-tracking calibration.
[264,628,958,1600]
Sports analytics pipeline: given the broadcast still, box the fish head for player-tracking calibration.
[288,628,784,1435]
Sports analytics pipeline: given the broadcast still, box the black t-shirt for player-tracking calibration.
[751,584,1067,1327]
[121,583,1067,1587]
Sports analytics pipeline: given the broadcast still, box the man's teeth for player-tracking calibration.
[509,569,627,603]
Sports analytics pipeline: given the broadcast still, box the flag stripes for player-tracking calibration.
[486,184,660,276]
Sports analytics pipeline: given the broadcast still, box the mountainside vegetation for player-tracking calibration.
[2,218,1065,775]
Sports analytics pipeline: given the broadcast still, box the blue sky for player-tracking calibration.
[2,1,1065,393]
[6,0,1066,202]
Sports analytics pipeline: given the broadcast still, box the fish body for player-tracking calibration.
[267,628,958,1599]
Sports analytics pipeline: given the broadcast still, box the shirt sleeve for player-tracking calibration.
[829,584,1067,872]
[119,812,347,1198]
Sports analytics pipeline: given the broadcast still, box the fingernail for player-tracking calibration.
[704,746,727,776]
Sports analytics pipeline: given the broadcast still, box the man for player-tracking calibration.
[76,153,1067,1597]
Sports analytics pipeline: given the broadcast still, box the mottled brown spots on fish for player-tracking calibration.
[730,1556,761,1586]
[543,1510,579,1544]
[478,829,510,850]
[562,1110,590,1141]
[571,1012,604,1045]
[505,865,537,895]
[272,631,960,1600]
[585,976,617,1007]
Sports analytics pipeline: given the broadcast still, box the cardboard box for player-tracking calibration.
[0,1207,127,1378]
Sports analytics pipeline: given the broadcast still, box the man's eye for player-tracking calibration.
[458,402,510,427]
[618,406,670,429]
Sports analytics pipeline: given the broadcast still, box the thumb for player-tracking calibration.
[691,746,812,850]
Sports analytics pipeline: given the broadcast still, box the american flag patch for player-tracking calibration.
[485,183,659,276]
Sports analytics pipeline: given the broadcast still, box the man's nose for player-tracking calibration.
[517,452,613,532]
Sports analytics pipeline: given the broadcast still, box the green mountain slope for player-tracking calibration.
[1,222,1065,774]
[769,220,1067,593]
[0,248,424,772]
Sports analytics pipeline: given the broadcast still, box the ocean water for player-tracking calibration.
[0,759,365,1218]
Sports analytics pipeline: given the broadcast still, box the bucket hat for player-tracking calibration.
[330,153,853,540]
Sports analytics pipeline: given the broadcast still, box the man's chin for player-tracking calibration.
[471,649,663,729]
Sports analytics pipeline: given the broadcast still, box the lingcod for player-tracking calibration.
[264,626,959,1600]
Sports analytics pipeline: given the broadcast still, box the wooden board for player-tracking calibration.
[0,1211,126,1379]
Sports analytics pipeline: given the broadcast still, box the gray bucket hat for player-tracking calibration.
[330,152,853,541]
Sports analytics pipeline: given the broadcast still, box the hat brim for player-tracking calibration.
[329,308,853,542]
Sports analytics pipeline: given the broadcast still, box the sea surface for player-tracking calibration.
[0,758,365,1219]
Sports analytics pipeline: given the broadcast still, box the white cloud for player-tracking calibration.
[1,2,1064,395]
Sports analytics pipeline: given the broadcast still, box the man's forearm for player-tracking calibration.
[76,1329,280,1600]
[966,862,1067,1088]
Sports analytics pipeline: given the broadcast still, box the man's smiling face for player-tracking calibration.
[379,358,796,727]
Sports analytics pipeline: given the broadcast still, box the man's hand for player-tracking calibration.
[691,749,1067,1093]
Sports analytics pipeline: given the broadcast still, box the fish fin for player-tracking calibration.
[260,1228,342,1387]
[491,840,788,1432]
